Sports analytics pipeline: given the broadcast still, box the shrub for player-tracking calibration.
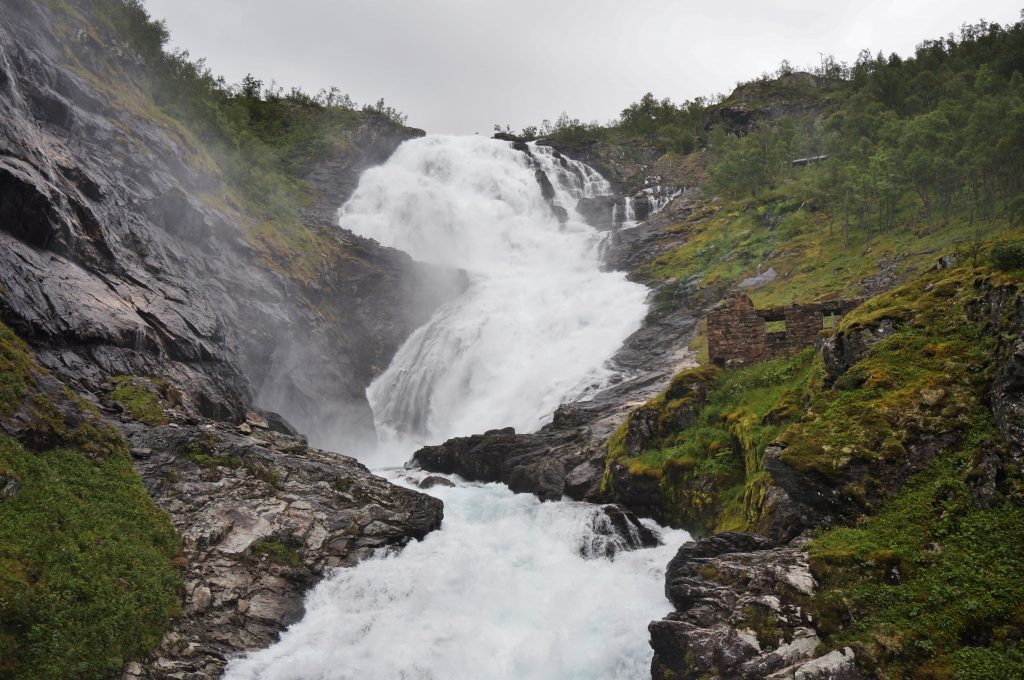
[991,240,1024,271]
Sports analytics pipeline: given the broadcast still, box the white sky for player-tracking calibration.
[143,0,1023,134]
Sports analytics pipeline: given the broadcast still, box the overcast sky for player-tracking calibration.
[144,0,1023,134]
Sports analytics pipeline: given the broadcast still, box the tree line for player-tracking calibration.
[80,0,408,221]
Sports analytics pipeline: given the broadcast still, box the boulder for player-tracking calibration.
[650,532,862,679]
[128,416,444,677]
[577,504,660,558]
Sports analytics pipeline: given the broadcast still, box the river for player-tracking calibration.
[224,135,689,680]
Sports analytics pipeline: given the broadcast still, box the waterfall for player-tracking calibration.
[528,142,612,202]
[337,135,647,455]
[221,136,687,680]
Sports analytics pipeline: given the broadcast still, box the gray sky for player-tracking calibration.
[144,0,1023,134]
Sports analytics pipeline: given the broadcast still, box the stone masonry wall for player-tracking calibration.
[708,292,861,366]
[708,292,768,365]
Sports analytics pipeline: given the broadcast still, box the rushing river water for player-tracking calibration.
[223,135,689,679]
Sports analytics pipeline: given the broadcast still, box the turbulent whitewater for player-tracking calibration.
[223,136,684,680]
[225,478,688,680]
[339,135,649,450]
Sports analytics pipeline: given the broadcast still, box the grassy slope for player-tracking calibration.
[604,258,1024,675]
[0,322,180,679]
[603,350,816,534]
[641,172,1019,315]
[587,65,1024,673]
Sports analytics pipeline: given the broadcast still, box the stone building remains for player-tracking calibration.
[707,291,862,366]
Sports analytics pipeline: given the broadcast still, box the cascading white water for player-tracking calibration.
[224,479,689,680]
[338,135,648,454]
[623,196,636,226]
[529,142,612,200]
[222,135,689,680]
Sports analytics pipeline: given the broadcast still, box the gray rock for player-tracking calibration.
[991,333,1024,461]
[738,267,778,289]
[820,319,896,383]
[577,504,660,558]
[128,416,443,678]
[0,0,464,452]
[650,532,862,680]
[0,474,20,500]
[418,475,456,489]
[575,195,616,230]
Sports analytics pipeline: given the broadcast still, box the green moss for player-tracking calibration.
[0,323,33,418]
[184,437,240,471]
[778,267,997,495]
[808,422,1024,678]
[250,540,301,568]
[741,603,787,651]
[0,435,180,679]
[604,349,816,533]
[109,376,169,426]
[0,321,125,458]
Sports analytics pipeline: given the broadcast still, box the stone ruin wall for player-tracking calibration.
[707,292,862,366]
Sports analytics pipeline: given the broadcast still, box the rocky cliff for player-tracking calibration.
[0,0,462,453]
[0,1,456,676]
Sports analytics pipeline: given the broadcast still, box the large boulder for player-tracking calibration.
[650,531,863,680]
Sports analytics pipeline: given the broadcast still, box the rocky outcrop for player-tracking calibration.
[819,319,897,383]
[975,278,1024,460]
[650,532,862,680]
[123,413,442,678]
[578,503,660,558]
[412,428,570,501]
[576,195,616,230]
[992,333,1024,459]
[0,0,462,452]
[710,72,837,136]
[410,299,700,504]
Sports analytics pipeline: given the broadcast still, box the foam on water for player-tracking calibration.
[224,477,689,680]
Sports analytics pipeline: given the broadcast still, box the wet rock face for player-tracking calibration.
[125,416,443,678]
[0,0,459,451]
[991,333,1024,461]
[578,504,660,558]
[411,429,572,501]
[650,532,863,680]
[575,195,616,230]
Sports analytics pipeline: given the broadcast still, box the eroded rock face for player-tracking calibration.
[991,333,1024,461]
[125,416,443,678]
[650,532,863,680]
[0,0,461,451]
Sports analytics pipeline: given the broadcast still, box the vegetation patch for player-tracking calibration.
[0,323,33,418]
[250,539,301,568]
[184,436,240,471]
[603,349,816,534]
[109,375,169,426]
[809,422,1024,678]
[0,435,180,680]
[777,266,997,503]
